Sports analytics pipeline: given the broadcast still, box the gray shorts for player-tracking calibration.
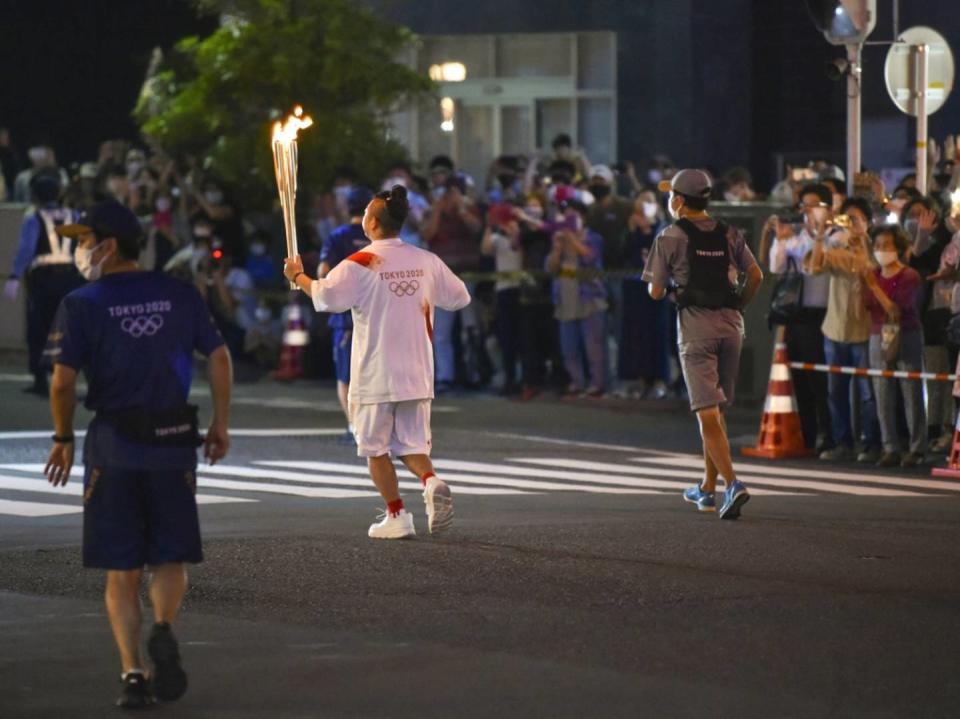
[678,335,743,412]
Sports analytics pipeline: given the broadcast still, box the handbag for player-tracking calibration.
[880,322,901,369]
[768,257,804,325]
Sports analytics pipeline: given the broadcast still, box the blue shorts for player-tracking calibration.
[82,465,203,570]
[332,327,352,383]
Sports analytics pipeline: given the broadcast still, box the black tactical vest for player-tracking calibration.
[674,218,740,311]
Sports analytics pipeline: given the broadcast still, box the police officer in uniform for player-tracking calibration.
[42,200,233,708]
[643,170,763,519]
[4,169,84,395]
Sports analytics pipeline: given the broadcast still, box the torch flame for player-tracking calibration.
[272,105,313,144]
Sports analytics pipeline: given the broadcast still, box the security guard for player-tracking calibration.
[643,169,763,520]
[42,200,233,708]
[4,169,84,395]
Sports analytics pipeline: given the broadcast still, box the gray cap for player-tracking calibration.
[658,169,712,198]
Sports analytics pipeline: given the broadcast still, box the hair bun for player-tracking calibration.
[389,184,408,203]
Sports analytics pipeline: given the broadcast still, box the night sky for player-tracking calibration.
[1,0,957,182]
[0,0,214,165]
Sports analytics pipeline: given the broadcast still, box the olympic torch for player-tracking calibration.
[271,106,313,288]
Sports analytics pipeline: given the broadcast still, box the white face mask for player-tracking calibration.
[205,190,224,205]
[254,306,272,324]
[642,202,659,220]
[74,242,110,281]
[524,205,544,220]
[874,250,899,267]
[155,197,172,213]
[668,195,682,220]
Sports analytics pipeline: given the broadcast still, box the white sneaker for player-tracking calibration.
[367,509,416,539]
[423,476,454,535]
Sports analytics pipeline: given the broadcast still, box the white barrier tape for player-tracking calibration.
[789,362,957,382]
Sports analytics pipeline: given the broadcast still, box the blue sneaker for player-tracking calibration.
[718,480,750,520]
[683,485,716,512]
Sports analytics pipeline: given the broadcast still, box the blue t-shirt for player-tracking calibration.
[319,222,369,328]
[47,271,225,470]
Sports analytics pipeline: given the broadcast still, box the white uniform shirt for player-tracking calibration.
[310,237,470,405]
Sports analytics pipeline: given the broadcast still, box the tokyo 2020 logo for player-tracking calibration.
[389,280,420,297]
[120,314,164,338]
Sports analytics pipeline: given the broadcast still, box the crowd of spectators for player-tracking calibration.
[5,125,960,465]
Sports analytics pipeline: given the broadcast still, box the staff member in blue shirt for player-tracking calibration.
[42,200,233,709]
[318,186,372,438]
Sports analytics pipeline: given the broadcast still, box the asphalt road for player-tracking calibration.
[1,368,958,718]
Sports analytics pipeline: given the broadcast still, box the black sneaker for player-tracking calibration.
[147,622,188,702]
[116,671,155,709]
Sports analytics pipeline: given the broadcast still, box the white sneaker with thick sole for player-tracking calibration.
[423,476,454,535]
[368,509,416,539]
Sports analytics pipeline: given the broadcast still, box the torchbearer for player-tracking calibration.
[644,170,763,519]
[284,186,470,538]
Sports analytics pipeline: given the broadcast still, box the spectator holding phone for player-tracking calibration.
[809,190,882,463]
[861,225,927,467]
[762,185,834,452]
[481,205,523,394]
[546,202,607,397]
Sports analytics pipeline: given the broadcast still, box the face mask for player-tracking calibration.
[724,191,740,202]
[874,250,899,267]
[155,197,172,213]
[589,184,611,200]
[334,185,352,202]
[647,169,663,184]
[74,242,110,281]
[205,190,223,205]
[249,242,266,257]
[254,306,272,324]
[431,186,447,201]
[642,202,659,220]
[524,205,544,220]
[127,162,144,177]
[497,174,516,190]
[28,147,47,164]
[668,196,682,220]
[903,218,920,237]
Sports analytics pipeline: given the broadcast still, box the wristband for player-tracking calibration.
[293,271,305,284]
[52,434,74,444]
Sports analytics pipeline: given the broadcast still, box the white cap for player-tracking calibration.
[590,164,615,184]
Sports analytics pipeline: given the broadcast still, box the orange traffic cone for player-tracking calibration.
[931,408,960,479]
[271,300,309,381]
[741,326,814,459]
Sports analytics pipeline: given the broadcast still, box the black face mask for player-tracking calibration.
[589,184,611,200]
[497,174,516,190]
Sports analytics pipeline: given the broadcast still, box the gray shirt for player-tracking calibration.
[642,216,758,343]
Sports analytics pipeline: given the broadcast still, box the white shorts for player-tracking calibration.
[352,399,432,458]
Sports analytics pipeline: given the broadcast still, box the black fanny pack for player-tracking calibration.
[97,404,203,447]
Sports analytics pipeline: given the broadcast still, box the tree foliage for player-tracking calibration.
[135,0,432,205]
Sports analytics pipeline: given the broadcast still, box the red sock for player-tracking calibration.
[387,498,405,516]
[420,471,436,486]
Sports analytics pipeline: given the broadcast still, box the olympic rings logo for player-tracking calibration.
[389,280,420,297]
[120,314,164,338]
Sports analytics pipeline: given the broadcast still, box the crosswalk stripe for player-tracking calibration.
[512,458,931,497]
[0,498,82,517]
[425,459,796,496]
[208,464,532,496]
[0,473,257,505]
[629,455,960,493]
[256,461,663,495]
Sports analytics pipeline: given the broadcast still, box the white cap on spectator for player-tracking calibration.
[590,164,615,184]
